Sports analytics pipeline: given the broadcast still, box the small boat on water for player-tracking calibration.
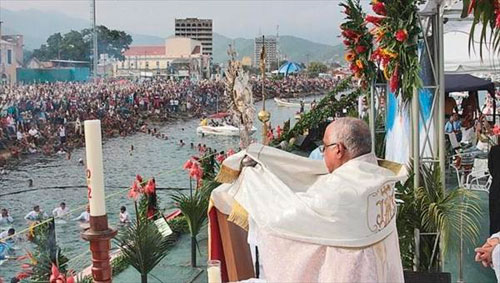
[196,112,257,137]
[197,125,257,136]
[274,97,311,108]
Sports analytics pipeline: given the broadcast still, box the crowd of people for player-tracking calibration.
[0,77,337,166]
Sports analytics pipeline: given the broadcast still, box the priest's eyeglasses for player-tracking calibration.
[319,143,338,153]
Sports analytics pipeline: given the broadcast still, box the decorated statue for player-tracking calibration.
[224,45,255,148]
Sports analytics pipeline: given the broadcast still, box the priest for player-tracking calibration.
[210,117,406,282]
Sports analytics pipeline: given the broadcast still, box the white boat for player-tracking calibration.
[274,97,311,108]
[196,125,257,136]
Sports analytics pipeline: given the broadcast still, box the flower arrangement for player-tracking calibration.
[127,174,159,220]
[462,0,500,57]
[366,0,421,102]
[340,0,376,89]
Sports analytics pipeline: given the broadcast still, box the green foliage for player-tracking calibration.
[171,188,211,240]
[396,164,482,271]
[114,218,173,283]
[461,0,498,59]
[32,25,132,61]
[307,61,328,77]
[28,219,69,282]
[274,77,359,143]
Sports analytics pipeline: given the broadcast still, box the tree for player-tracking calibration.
[32,26,132,61]
[308,61,328,76]
[82,25,132,61]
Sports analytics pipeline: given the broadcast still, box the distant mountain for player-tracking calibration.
[3,8,343,64]
[1,9,89,49]
[212,33,343,64]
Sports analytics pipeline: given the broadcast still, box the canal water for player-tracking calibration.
[0,98,308,279]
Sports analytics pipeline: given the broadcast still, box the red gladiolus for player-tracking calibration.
[355,45,368,54]
[365,15,384,26]
[182,159,193,170]
[395,29,408,42]
[276,125,282,138]
[227,149,235,156]
[390,66,399,93]
[66,276,75,283]
[372,2,386,16]
[343,40,350,46]
[144,179,156,195]
[496,12,500,28]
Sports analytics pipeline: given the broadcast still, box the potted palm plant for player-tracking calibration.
[397,164,481,283]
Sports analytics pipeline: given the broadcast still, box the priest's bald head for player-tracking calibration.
[322,117,372,173]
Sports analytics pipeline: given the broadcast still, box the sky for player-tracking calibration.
[0,0,349,45]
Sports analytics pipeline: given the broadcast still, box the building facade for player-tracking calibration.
[0,33,23,84]
[113,37,209,80]
[175,18,213,57]
[254,36,278,71]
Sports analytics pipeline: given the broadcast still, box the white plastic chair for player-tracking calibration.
[465,159,491,192]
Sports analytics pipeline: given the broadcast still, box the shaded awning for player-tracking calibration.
[445,74,495,94]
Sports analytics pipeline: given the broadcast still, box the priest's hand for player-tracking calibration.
[242,155,257,167]
[475,237,500,267]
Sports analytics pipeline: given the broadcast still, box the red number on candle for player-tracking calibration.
[87,186,92,199]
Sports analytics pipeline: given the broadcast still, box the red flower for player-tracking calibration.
[343,40,351,46]
[372,2,386,16]
[216,154,225,163]
[389,66,399,93]
[127,181,141,200]
[276,125,282,138]
[51,264,60,279]
[365,15,384,26]
[16,272,30,280]
[227,149,235,156]
[395,29,408,42]
[182,159,193,170]
[144,179,156,195]
[66,275,75,283]
[496,12,500,28]
[342,29,360,40]
[135,174,143,184]
[355,45,368,54]
[350,63,360,74]
[189,162,203,181]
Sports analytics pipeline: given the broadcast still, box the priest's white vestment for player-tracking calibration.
[211,144,406,282]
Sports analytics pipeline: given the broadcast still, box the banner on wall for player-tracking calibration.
[385,41,436,164]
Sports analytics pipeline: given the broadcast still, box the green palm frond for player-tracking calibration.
[171,189,210,238]
[114,219,173,277]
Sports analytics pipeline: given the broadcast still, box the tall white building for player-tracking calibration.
[254,36,278,71]
[175,18,213,57]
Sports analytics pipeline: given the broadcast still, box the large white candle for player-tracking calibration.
[84,120,106,217]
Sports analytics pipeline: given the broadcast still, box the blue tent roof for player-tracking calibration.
[278,62,302,75]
